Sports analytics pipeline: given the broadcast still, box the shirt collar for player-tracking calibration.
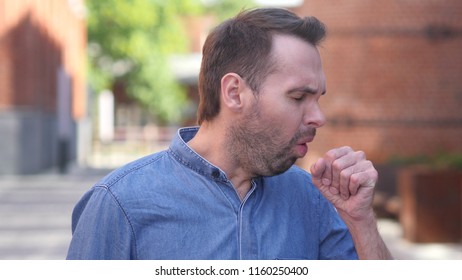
[169,126,227,181]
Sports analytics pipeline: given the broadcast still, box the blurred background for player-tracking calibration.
[0,0,461,259]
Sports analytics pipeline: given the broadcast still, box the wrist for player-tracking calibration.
[338,208,393,260]
[337,206,377,226]
[337,207,381,241]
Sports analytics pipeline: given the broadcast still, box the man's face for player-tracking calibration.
[226,34,326,177]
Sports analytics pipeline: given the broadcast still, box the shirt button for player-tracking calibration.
[211,169,220,178]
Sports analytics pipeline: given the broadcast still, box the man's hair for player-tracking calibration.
[196,7,326,124]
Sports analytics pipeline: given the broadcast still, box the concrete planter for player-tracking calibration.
[398,166,462,243]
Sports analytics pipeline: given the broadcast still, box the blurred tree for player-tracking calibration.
[86,0,254,124]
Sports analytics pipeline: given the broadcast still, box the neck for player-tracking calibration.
[188,122,253,200]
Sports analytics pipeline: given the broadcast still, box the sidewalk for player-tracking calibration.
[378,219,462,259]
[0,166,110,260]
[0,165,460,260]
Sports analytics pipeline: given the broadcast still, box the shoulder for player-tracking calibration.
[97,151,168,187]
[73,150,175,217]
[86,150,176,202]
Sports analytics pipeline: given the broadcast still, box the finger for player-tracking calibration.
[310,158,341,199]
[338,166,352,200]
[310,158,326,187]
[310,158,341,195]
[337,163,377,203]
[348,166,378,192]
[337,162,364,198]
[310,158,338,196]
[324,146,352,188]
[335,152,368,199]
[331,151,360,198]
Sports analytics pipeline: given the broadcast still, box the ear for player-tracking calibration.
[220,73,247,112]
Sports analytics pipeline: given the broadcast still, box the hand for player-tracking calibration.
[310,146,377,220]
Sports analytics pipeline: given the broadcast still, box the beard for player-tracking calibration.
[225,112,316,178]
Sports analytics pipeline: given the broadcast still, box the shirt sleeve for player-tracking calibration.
[317,194,359,260]
[66,186,136,260]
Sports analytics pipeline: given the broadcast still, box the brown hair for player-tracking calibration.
[197,8,326,124]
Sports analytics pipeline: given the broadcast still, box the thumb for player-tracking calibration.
[310,158,326,186]
[310,158,339,205]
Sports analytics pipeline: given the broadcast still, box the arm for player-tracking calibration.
[67,186,135,260]
[310,146,393,260]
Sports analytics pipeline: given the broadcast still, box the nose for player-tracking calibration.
[304,102,326,128]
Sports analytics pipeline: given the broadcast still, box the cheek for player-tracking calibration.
[259,106,302,139]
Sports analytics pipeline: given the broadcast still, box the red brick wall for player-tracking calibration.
[293,0,462,167]
[0,0,86,119]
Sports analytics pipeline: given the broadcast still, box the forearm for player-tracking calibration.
[339,210,393,260]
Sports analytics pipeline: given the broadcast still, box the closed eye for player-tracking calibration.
[292,95,305,102]
[288,86,326,97]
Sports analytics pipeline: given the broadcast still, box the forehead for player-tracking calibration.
[265,34,325,91]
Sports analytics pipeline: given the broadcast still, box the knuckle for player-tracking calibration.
[326,150,337,160]
[332,160,342,171]
[364,160,377,171]
[339,169,350,180]
[350,173,360,185]
[342,146,353,151]
[355,150,366,159]
[370,168,379,180]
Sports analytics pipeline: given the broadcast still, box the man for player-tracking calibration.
[67,8,392,260]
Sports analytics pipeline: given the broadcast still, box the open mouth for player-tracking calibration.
[294,135,314,157]
[295,142,308,157]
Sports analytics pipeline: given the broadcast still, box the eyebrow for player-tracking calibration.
[288,86,326,96]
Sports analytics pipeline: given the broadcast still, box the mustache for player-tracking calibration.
[289,127,316,148]
[292,127,317,143]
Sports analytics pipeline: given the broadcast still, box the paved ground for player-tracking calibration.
[0,166,461,260]
[0,166,109,259]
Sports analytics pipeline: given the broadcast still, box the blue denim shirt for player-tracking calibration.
[67,127,358,260]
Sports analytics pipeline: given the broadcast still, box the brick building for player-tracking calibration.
[0,0,86,174]
[291,0,462,168]
[179,0,462,168]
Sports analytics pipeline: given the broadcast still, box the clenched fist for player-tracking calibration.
[310,146,377,221]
